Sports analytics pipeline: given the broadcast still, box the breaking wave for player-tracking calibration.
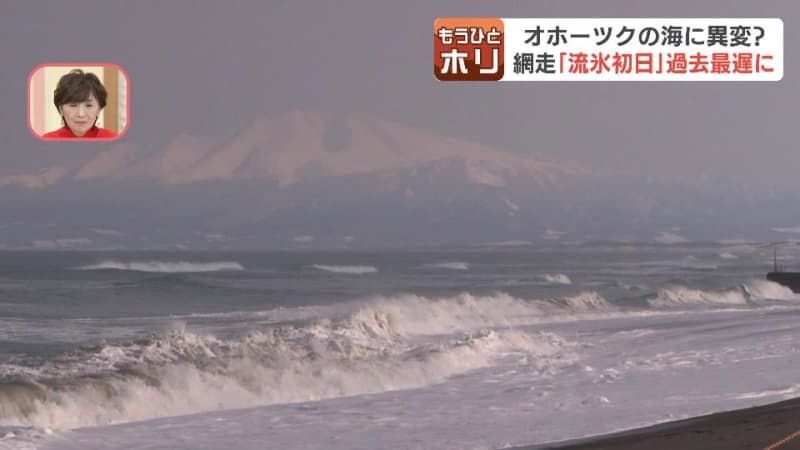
[648,286,748,308]
[2,280,790,432]
[77,261,244,273]
[649,280,800,309]
[353,293,554,335]
[424,262,470,270]
[682,263,719,271]
[0,300,573,430]
[556,291,612,311]
[540,273,572,285]
[744,279,799,301]
[312,265,378,274]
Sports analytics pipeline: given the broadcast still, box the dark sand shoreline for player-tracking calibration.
[512,397,800,450]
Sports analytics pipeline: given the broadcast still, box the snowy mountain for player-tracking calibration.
[3,111,588,189]
[0,111,798,249]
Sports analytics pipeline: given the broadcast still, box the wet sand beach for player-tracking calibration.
[521,397,800,450]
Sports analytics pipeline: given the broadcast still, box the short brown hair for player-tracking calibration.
[53,69,108,109]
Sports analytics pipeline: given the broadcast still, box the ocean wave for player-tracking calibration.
[312,264,378,274]
[617,281,648,292]
[649,280,800,309]
[351,293,549,335]
[683,263,718,271]
[77,261,244,273]
[539,273,572,285]
[6,279,783,432]
[99,290,614,336]
[555,291,612,311]
[316,291,623,338]
[744,279,799,301]
[0,308,571,430]
[648,286,748,308]
[423,262,469,270]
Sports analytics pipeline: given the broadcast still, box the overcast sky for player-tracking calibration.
[1,0,797,185]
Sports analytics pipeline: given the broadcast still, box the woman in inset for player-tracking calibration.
[42,69,117,138]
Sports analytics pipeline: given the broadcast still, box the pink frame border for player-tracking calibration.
[27,62,131,142]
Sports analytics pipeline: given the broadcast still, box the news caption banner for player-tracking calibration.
[434,18,783,81]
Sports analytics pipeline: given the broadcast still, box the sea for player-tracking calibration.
[1,243,800,449]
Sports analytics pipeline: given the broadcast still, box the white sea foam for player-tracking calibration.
[0,312,570,430]
[312,264,378,274]
[683,262,718,271]
[424,261,469,270]
[744,279,799,301]
[22,283,800,450]
[540,273,572,285]
[718,252,738,260]
[735,384,800,400]
[648,286,747,308]
[0,290,631,431]
[77,261,244,273]
[168,290,619,339]
[349,291,622,338]
[351,293,546,335]
[5,284,786,440]
[558,291,612,311]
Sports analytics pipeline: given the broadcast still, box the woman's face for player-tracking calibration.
[59,93,100,136]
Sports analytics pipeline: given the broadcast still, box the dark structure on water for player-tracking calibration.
[767,246,800,293]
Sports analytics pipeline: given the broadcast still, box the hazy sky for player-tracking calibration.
[1,0,797,184]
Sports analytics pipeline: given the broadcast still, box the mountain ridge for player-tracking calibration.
[2,111,590,189]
